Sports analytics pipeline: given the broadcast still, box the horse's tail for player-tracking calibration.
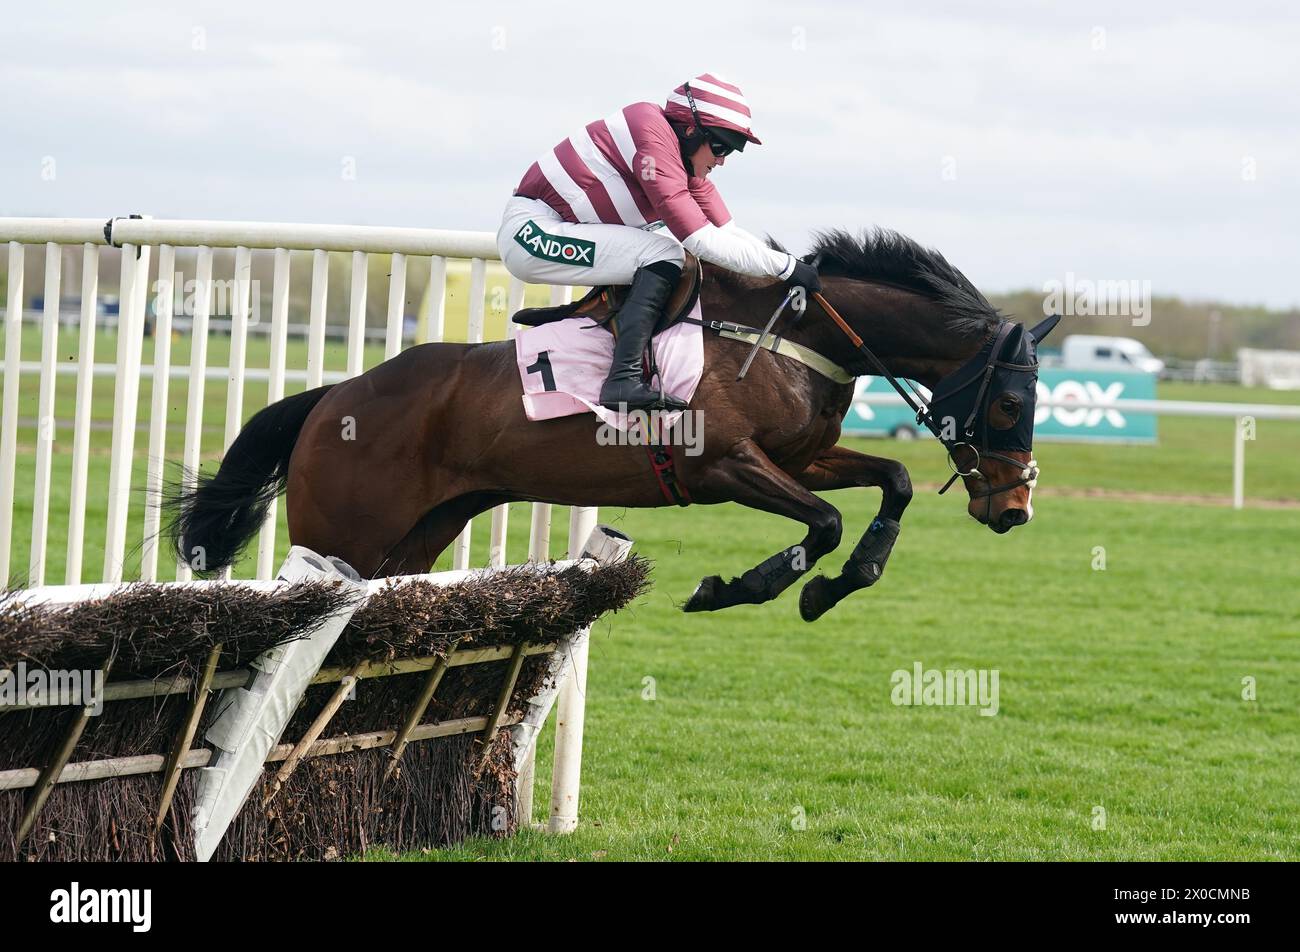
[167,385,335,574]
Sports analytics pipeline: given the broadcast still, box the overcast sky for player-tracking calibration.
[3,0,1297,307]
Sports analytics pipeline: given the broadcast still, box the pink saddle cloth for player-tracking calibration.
[514,299,704,432]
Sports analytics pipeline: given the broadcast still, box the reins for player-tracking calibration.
[707,265,1041,508]
[807,289,1040,504]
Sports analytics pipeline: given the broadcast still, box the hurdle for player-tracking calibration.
[0,215,624,859]
[1,530,644,860]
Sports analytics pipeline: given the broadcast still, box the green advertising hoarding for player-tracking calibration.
[843,369,1157,443]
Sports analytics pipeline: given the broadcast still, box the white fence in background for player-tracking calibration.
[854,392,1300,509]
[1159,358,1240,385]
[1,216,582,588]
[0,215,596,834]
[10,309,423,346]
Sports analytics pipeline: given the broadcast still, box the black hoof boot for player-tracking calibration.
[684,575,724,612]
[799,518,900,621]
[846,518,899,588]
[684,575,757,612]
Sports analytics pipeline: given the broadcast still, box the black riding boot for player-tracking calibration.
[598,263,689,412]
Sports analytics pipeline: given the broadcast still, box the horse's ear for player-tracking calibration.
[997,321,1025,358]
[1027,313,1062,343]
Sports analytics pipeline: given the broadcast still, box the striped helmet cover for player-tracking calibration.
[664,73,763,144]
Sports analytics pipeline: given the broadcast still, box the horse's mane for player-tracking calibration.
[771,228,1002,336]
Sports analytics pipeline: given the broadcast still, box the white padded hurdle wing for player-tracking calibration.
[193,547,365,862]
[509,524,633,828]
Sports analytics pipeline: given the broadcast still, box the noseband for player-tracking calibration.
[808,292,1041,506]
[940,442,1039,525]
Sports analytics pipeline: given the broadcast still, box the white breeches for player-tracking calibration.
[496,195,684,287]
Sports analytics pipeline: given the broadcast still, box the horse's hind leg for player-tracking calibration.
[683,439,842,613]
[373,492,514,577]
[793,445,913,622]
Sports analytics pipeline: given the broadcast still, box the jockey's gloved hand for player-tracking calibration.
[788,258,822,295]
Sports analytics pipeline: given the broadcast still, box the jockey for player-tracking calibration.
[498,72,822,411]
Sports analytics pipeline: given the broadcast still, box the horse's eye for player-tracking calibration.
[988,393,1022,430]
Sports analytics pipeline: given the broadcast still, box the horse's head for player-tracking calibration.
[928,314,1060,533]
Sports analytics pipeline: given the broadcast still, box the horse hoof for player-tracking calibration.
[684,575,723,612]
[799,576,834,623]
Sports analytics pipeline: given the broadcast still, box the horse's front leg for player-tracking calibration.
[683,439,843,612]
[793,445,913,622]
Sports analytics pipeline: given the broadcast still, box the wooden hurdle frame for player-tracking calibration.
[2,537,616,854]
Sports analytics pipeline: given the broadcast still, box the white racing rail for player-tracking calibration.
[0,215,576,588]
[0,214,596,834]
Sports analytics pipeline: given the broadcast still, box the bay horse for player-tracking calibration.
[167,229,1057,622]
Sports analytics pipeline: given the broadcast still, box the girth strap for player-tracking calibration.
[679,317,854,384]
[646,442,691,506]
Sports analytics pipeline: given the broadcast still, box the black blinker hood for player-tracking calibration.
[927,318,1052,454]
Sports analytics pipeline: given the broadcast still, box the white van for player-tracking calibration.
[1059,336,1164,375]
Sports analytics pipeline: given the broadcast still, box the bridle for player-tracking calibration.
[927,320,1040,494]
[807,291,1042,511]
